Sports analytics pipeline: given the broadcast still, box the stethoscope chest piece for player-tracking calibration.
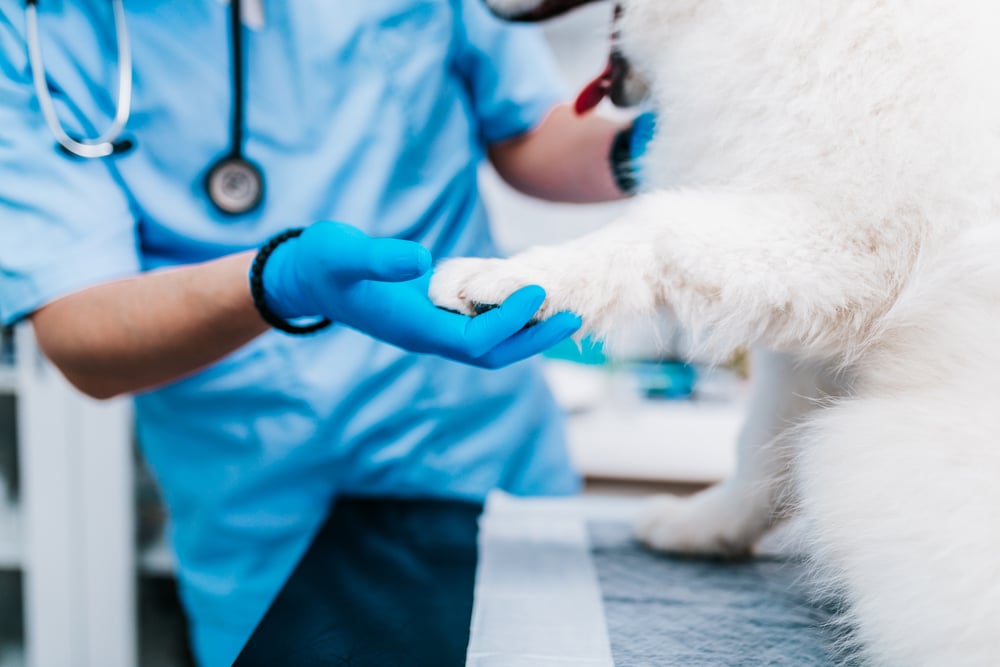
[205,155,264,216]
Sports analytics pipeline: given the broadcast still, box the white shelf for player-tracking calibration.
[0,542,21,570]
[0,368,16,395]
[14,324,137,667]
[0,504,22,570]
[0,643,24,667]
[139,534,175,576]
[566,398,744,484]
[545,361,746,484]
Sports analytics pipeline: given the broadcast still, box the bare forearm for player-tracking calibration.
[31,251,268,399]
[489,104,627,203]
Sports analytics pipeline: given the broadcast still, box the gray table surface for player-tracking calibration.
[589,521,857,667]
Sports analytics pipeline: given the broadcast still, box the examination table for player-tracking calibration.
[235,494,850,666]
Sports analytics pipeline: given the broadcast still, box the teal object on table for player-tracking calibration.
[633,360,698,400]
[544,337,697,399]
[543,335,608,365]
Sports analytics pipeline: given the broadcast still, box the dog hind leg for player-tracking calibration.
[635,349,842,557]
[797,387,1000,666]
[797,229,1000,665]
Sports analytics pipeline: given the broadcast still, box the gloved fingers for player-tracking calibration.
[460,285,547,358]
[630,111,657,157]
[333,278,569,366]
[337,277,472,350]
[327,236,432,283]
[472,312,583,369]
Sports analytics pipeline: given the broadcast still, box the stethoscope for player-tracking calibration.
[25,0,265,215]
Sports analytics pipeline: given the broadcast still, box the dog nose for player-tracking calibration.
[608,51,633,107]
[610,48,651,109]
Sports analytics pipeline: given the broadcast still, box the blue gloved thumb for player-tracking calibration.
[302,222,432,283]
[336,237,433,283]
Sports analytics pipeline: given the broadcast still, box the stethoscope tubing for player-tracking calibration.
[25,0,132,158]
[26,0,265,214]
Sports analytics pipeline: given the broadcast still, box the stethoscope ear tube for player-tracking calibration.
[56,138,134,159]
[25,0,132,158]
[28,0,265,215]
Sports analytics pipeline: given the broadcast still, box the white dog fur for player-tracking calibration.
[430,1,1000,664]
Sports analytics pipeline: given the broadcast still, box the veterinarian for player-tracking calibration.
[0,1,651,664]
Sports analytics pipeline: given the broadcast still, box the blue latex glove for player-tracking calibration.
[260,222,582,368]
[629,111,657,163]
[610,111,657,195]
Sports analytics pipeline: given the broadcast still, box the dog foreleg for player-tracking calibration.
[431,189,917,360]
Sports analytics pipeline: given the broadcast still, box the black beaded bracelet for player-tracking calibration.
[249,228,332,335]
[610,122,639,196]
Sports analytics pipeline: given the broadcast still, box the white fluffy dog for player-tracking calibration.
[431,1,1000,664]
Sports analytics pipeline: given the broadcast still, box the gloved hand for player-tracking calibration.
[629,111,657,162]
[260,222,582,368]
[610,111,657,195]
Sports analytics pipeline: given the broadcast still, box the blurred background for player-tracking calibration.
[0,6,747,666]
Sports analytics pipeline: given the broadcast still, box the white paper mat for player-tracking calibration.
[465,493,642,666]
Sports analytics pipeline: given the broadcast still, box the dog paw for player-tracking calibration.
[634,492,756,559]
[429,255,561,321]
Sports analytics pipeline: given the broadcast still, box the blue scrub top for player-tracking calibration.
[0,2,580,665]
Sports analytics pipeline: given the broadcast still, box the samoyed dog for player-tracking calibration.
[430,0,1000,664]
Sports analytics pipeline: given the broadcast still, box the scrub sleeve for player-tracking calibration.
[0,12,140,326]
[454,0,569,144]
